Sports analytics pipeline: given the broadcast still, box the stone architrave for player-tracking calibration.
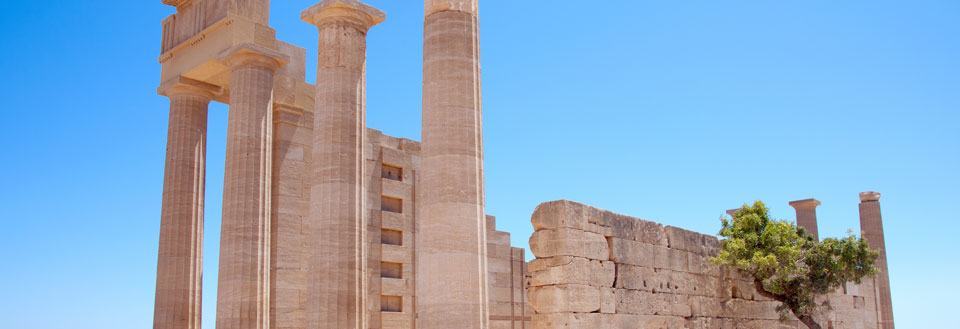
[417,0,489,328]
[215,44,287,329]
[301,1,385,328]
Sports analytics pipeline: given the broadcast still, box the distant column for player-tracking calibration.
[154,77,219,329]
[301,1,384,328]
[215,44,286,329]
[789,198,821,240]
[859,192,895,329]
[418,0,489,328]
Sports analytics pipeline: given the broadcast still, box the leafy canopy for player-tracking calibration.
[712,201,878,327]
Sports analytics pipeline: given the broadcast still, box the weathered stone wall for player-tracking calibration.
[528,200,883,329]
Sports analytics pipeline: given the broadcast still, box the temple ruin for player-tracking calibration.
[152,0,894,328]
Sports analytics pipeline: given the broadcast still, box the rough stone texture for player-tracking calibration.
[487,216,533,329]
[215,46,284,329]
[154,79,218,329]
[859,192,895,329]
[528,200,890,329]
[301,2,384,328]
[790,198,821,240]
[417,0,489,328]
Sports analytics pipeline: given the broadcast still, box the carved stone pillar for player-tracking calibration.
[859,192,895,329]
[301,1,384,328]
[215,44,286,329]
[789,198,821,240]
[154,77,219,329]
[418,0,489,328]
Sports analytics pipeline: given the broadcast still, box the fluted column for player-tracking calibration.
[859,192,895,329]
[215,44,286,329]
[789,198,821,240]
[301,2,384,328]
[154,77,219,329]
[418,0,489,328]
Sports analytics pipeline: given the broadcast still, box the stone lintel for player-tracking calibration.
[789,198,822,209]
[426,0,478,16]
[219,43,289,70]
[860,191,881,203]
[301,0,386,31]
[158,76,221,98]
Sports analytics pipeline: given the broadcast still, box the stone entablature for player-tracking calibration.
[527,200,886,329]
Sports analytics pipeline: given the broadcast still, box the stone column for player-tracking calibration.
[301,2,384,328]
[859,192,895,329]
[418,0,489,328]
[789,198,821,240]
[215,44,286,329]
[154,77,219,329]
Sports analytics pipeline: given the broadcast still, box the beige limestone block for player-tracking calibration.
[417,0,489,327]
[528,284,601,314]
[527,256,615,288]
[154,77,218,329]
[529,228,609,261]
[215,44,285,329]
[300,1,384,328]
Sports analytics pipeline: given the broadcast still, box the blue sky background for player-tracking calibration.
[1,0,956,328]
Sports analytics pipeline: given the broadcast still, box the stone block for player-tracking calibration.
[529,228,609,260]
[528,256,615,288]
[528,284,601,314]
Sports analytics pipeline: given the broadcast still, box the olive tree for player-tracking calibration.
[713,201,878,329]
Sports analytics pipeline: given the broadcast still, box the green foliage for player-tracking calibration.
[713,201,879,324]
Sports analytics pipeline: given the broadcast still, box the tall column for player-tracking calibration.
[215,44,286,329]
[301,2,384,328]
[859,192,895,329]
[418,0,489,328]
[789,198,821,240]
[154,77,219,329]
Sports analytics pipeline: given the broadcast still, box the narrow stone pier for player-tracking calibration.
[860,192,895,329]
[301,1,384,328]
[154,77,218,329]
[790,198,821,240]
[417,0,489,328]
[215,44,286,329]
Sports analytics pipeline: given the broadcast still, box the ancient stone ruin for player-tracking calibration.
[152,0,893,328]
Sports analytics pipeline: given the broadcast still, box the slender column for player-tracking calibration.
[418,0,489,328]
[789,198,821,240]
[215,45,286,329]
[154,77,218,329]
[859,192,895,329]
[301,2,384,328]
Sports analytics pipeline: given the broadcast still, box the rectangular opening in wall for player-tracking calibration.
[381,229,403,246]
[381,262,402,279]
[381,295,402,312]
[382,164,403,181]
[381,196,402,213]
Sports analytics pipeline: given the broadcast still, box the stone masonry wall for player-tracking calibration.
[527,200,882,329]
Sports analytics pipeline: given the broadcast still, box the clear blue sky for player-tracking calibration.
[1,1,956,328]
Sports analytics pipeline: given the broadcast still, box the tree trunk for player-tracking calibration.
[752,280,823,329]
[798,314,822,329]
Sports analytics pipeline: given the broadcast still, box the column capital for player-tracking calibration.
[725,209,738,218]
[219,44,289,71]
[860,191,881,202]
[301,0,385,32]
[158,76,221,99]
[788,198,821,209]
[426,0,478,16]
[161,0,192,8]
